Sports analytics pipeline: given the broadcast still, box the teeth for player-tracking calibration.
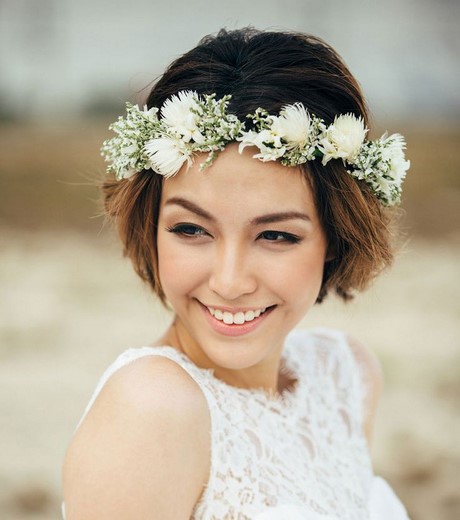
[207,306,270,324]
[234,312,245,325]
[223,312,233,324]
[244,310,255,321]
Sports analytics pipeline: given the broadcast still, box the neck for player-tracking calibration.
[157,319,286,394]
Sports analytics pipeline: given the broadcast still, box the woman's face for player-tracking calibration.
[157,143,328,375]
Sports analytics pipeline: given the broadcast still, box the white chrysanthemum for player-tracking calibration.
[160,91,205,143]
[271,103,312,148]
[144,136,191,178]
[381,133,410,182]
[320,113,368,165]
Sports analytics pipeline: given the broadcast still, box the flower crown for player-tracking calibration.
[101,90,410,206]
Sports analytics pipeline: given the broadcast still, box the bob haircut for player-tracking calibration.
[102,27,397,305]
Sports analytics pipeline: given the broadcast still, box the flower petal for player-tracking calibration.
[144,136,190,178]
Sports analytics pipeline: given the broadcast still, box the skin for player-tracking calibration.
[62,144,383,519]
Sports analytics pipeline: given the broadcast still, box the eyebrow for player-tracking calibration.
[164,197,311,224]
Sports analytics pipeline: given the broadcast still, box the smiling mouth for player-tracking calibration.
[205,305,276,325]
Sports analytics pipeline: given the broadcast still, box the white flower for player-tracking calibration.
[380,133,410,182]
[271,103,312,148]
[239,129,276,149]
[237,130,257,154]
[102,92,409,206]
[320,113,368,165]
[160,91,205,143]
[144,136,191,178]
[141,105,159,122]
[238,130,285,161]
[253,146,286,162]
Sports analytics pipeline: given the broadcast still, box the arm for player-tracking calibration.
[62,356,210,519]
[346,335,384,447]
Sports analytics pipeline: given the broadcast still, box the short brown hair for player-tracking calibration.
[102,28,397,304]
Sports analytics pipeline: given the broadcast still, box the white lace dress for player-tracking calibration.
[65,328,410,520]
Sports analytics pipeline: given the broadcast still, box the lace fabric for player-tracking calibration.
[69,328,410,520]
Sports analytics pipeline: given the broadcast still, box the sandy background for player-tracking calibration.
[1,121,459,520]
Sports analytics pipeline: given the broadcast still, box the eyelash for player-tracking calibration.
[166,224,301,244]
[259,230,301,243]
[166,224,208,237]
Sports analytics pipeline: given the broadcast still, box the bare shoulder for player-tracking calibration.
[63,355,210,520]
[345,335,384,446]
[346,334,384,390]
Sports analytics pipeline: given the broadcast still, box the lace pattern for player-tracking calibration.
[75,328,376,519]
[188,328,373,519]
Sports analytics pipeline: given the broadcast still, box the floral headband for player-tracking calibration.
[101,90,410,206]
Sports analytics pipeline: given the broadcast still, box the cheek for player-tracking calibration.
[157,233,208,298]
[276,246,326,302]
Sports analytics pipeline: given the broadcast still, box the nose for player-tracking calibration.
[208,241,257,301]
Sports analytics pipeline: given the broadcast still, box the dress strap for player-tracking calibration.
[287,328,366,439]
[319,328,366,433]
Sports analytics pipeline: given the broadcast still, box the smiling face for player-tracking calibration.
[157,144,328,388]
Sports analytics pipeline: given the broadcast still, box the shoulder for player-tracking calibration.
[345,334,384,387]
[345,334,384,446]
[99,352,211,414]
[63,354,210,519]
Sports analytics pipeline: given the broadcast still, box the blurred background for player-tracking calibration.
[1,0,459,519]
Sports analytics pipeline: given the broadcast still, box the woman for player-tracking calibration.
[62,28,411,519]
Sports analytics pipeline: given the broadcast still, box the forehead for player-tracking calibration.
[160,144,316,217]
